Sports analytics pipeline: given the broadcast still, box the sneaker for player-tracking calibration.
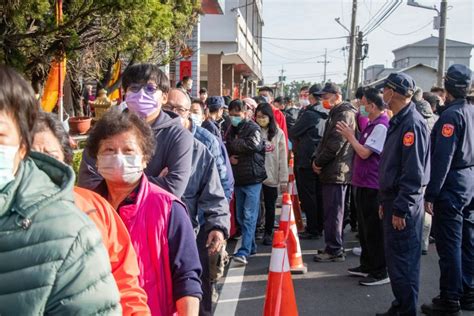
[359,274,390,286]
[262,234,272,246]
[233,255,248,266]
[376,306,399,316]
[352,246,362,256]
[460,290,474,311]
[348,266,369,277]
[313,251,345,262]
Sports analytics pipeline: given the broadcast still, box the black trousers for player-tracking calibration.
[262,184,278,235]
[295,167,323,235]
[354,186,386,274]
[197,229,212,316]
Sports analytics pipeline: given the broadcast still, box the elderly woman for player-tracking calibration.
[0,66,120,314]
[85,109,202,316]
[31,112,151,315]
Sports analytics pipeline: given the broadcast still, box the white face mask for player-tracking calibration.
[299,98,310,107]
[97,154,144,184]
[0,144,19,190]
[190,113,203,127]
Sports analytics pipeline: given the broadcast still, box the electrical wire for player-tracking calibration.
[365,0,402,36]
[362,0,394,33]
[379,19,432,36]
[258,35,348,41]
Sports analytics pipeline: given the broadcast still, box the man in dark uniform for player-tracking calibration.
[421,64,474,315]
[376,73,431,316]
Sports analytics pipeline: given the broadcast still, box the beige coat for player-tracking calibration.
[262,127,289,187]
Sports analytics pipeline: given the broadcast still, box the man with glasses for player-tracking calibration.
[78,63,194,199]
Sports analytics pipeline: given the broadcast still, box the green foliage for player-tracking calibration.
[72,149,83,181]
[0,0,201,81]
[284,80,314,100]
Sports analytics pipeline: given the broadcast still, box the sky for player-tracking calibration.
[262,0,474,85]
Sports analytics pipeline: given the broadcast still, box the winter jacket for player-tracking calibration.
[78,110,193,198]
[284,106,300,131]
[313,102,357,184]
[262,127,289,187]
[191,120,233,201]
[0,152,120,315]
[272,105,289,149]
[182,139,230,238]
[117,175,202,315]
[226,119,267,186]
[74,187,151,315]
[289,103,329,169]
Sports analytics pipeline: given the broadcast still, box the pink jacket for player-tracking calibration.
[118,176,178,316]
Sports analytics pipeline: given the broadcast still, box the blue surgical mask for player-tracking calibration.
[359,105,369,117]
[190,113,203,127]
[0,144,18,191]
[231,116,243,127]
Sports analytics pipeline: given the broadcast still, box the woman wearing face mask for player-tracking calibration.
[0,66,120,314]
[31,112,151,315]
[255,103,289,245]
[336,88,390,286]
[86,109,202,316]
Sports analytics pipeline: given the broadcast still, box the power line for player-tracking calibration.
[362,0,394,33]
[259,35,348,41]
[379,19,432,36]
[364,0,402,36]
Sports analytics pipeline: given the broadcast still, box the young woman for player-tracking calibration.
[255,103,288,245]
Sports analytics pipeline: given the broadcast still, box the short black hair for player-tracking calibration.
[423,92,440,110]
[259,86,274,95]
[122,63,170,93]
[32,112,73,164]
[253,96,267,105]
[430,86,445,94]
[0,65,38,153]
[274,96,283,104]
[355,86,365,100]
[300,86,310,92]
[192,99,205,111]
[199,88,207,94]
[284,96,291,103]
[87,109,156,163]
[363,87,385,110]
[182,76,192,83]
[228,99,245,112]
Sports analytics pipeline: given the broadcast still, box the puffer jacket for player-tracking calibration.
[0,152,121,315]
[262,127,289,187]
[225,119,267,186]
[289,103,329,169]
[313,102,357,184]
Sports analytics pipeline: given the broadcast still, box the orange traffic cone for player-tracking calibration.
[263,230,298,316]
[288,157,304,233]
[279,193,307,274]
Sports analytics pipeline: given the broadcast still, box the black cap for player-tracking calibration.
[308,84,322,96]
[206,96,225,112]
[383,72,416,96]
[314,82,342,95]
[444,64,472,97]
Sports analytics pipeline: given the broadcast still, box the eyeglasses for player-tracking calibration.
[127,83,159,95]
[163,104,189,115]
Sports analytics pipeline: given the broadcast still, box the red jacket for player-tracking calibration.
[74,187,151,316]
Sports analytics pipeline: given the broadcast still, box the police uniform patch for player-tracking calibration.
[403,132,415,147]
[441,124,455,137]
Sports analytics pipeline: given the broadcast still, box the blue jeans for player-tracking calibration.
[234,183,262,258]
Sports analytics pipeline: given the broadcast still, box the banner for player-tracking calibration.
[108,60,122,101]
[41,59,66,112]
[180,60,192,80]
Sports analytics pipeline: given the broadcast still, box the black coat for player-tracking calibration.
[289,104,329,169]
[225,119,267,186]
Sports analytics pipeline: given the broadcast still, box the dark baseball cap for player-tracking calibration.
[314,82,342,95]
[308,84,322,95]
[383,72,416,96]
[444,64,472,97]
[206,96,225,112]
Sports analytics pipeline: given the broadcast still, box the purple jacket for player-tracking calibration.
[351,113,390,189]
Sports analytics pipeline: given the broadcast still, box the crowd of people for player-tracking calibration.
[0,61,473,316]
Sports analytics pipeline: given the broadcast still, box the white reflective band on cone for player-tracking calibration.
[280,205,291,221]
[291,182,298,195]
[269,248,290,272]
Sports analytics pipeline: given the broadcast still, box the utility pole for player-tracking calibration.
[318,48,331,84]
[437,0,447,86]
[346,0,358,99]
[353,29,363,92]
[278,66,286,97]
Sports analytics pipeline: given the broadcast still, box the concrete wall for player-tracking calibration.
[393,46,472,69]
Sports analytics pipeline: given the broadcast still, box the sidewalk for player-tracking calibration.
[214,228,441,316]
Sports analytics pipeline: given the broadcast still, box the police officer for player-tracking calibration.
[421,64,474,315]
[376,73,430,316]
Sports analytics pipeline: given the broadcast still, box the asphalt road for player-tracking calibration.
[212,227,471,316]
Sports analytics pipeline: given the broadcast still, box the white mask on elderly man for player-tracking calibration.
[97,154,143,184]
